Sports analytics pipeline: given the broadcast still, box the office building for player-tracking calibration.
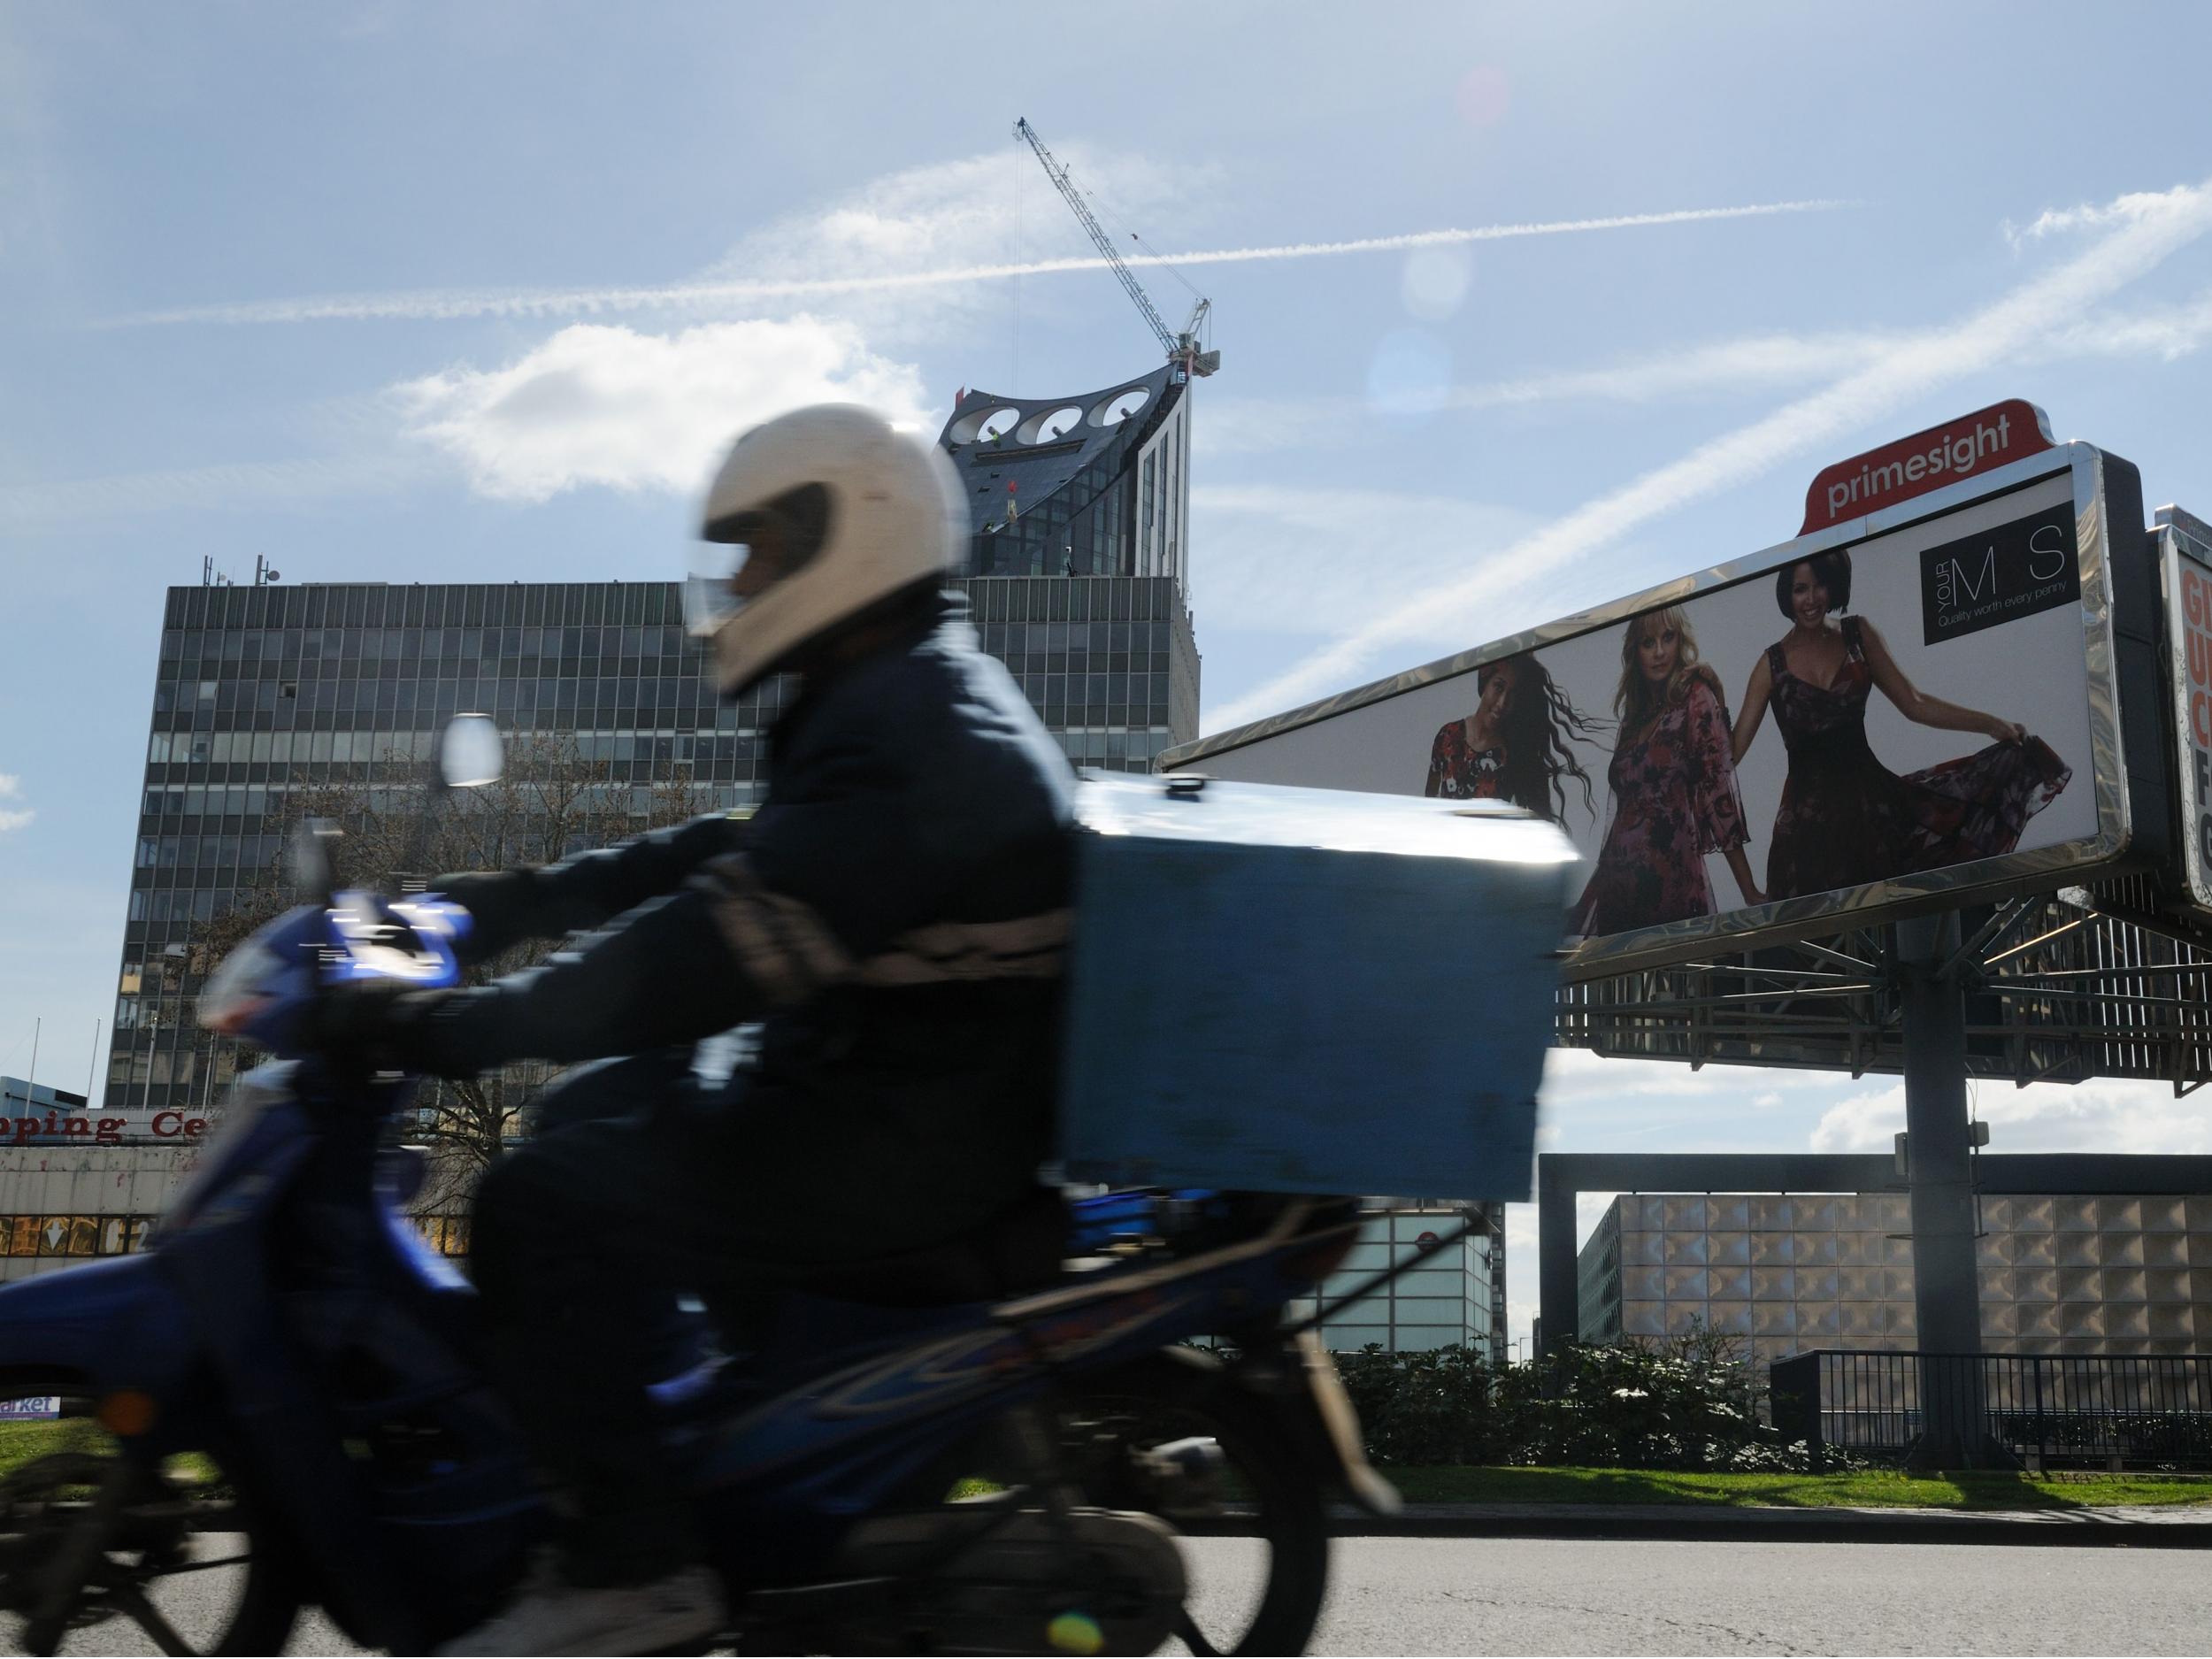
[111,577,771,1115]
[1577,1191,2212,1364]
[1282,1204,1505,1363]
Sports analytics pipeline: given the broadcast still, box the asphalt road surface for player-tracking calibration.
[26,1534,2212,1655]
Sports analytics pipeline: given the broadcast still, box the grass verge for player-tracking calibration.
[5,1421,2204,1513]
[1378,1465,2212,1510]
[0,1419,111,1476]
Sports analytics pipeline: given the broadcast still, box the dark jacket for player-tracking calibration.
[412,594,1077,1217]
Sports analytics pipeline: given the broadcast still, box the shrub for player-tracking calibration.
[1334,1327,1834,1471]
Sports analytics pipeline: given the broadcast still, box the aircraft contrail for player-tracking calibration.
[106,199,1852,327]
[1204,179,2212,733]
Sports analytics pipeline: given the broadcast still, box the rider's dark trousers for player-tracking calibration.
[469,1050,934,1586]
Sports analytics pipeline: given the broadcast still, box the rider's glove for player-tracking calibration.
[305,980,464,1075]
[428,871,533,967]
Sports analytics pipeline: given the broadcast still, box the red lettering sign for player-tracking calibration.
[1801,400,2055,535]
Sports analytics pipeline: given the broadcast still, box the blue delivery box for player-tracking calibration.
[1057,773,1577,1202]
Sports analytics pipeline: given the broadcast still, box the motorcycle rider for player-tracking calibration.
[318,404,1077,1655]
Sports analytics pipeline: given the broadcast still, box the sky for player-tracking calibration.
[5,3,2212,1352]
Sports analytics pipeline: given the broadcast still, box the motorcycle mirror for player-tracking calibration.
[438,713,503,790]
[289,818,342,904]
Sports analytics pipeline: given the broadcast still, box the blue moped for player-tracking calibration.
[0,772,1401,1655]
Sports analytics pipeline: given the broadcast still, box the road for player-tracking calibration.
[30,1535,2212,1655]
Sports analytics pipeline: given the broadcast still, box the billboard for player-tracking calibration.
[1164,443,2139,978]
[2160,504,2212,915]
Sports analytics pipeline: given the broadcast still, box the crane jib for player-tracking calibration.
[1012,116,1217,376]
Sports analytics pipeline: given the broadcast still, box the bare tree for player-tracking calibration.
[187,732,720,1217]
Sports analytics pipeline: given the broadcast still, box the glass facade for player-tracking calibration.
[1286,1204,1506,1363]
[110,574,1200,1113]
[943,365,1192,589]
[111,580,778,1114]
[960,575,1199,773]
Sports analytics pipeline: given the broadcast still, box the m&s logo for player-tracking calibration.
[1917,506,2079,646]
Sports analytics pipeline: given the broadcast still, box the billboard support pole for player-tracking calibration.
[1895,910,1993,1468]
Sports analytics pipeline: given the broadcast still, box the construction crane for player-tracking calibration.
[1013,116,1219,378]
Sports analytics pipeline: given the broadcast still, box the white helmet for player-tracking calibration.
[687,404,965,696]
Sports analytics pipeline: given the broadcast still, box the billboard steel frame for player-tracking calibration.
[1164,432,2212,1412]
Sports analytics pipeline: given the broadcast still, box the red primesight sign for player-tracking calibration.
[1801,400,2055,535]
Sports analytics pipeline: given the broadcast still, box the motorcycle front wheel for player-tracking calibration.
[0,1389,299,1657]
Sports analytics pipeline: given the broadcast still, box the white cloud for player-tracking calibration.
[1541,1045,1755,1102]
[2048,287,2212,362]
[2003,186,2207,249]
[1809,1086,1905,1154]
[1200,331,1897,458]
[1202,284,2212,461]
[393,316,932,503]
[1210,177,2212,733]
[1189,483,1542,641]
[1812,1078,2212,1156]
[0,773,30,833]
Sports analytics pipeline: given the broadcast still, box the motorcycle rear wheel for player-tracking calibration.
[0,1396,299,1657]
[1057,1348,1330,1657]
[895,1346,1331,1656]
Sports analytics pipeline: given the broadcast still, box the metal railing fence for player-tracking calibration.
[1770,1349,2212,1470]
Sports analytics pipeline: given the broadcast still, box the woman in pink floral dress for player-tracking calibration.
[1570,607,1761,936]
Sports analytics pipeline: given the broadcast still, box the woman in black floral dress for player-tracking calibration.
[1730,550,2070,900]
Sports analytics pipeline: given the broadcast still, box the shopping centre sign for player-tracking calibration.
[5,1109,209,1147]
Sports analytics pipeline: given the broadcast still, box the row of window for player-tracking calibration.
[153,677,733,723]
[125,889,231,926]
[161,624,697,668]
[955,576,1190,627]
[1053,730,1177,765]
[114,995,196,1033]
[1009,672,1176,710]
[983,621,1179,654]
[165,580,687,634]
[162,577,1192,639]
[136,833,281,871]
[150,727,772,771]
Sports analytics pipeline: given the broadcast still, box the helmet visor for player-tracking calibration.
[685,482,832,641]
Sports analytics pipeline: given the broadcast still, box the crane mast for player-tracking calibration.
[1014,117,1218,377]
